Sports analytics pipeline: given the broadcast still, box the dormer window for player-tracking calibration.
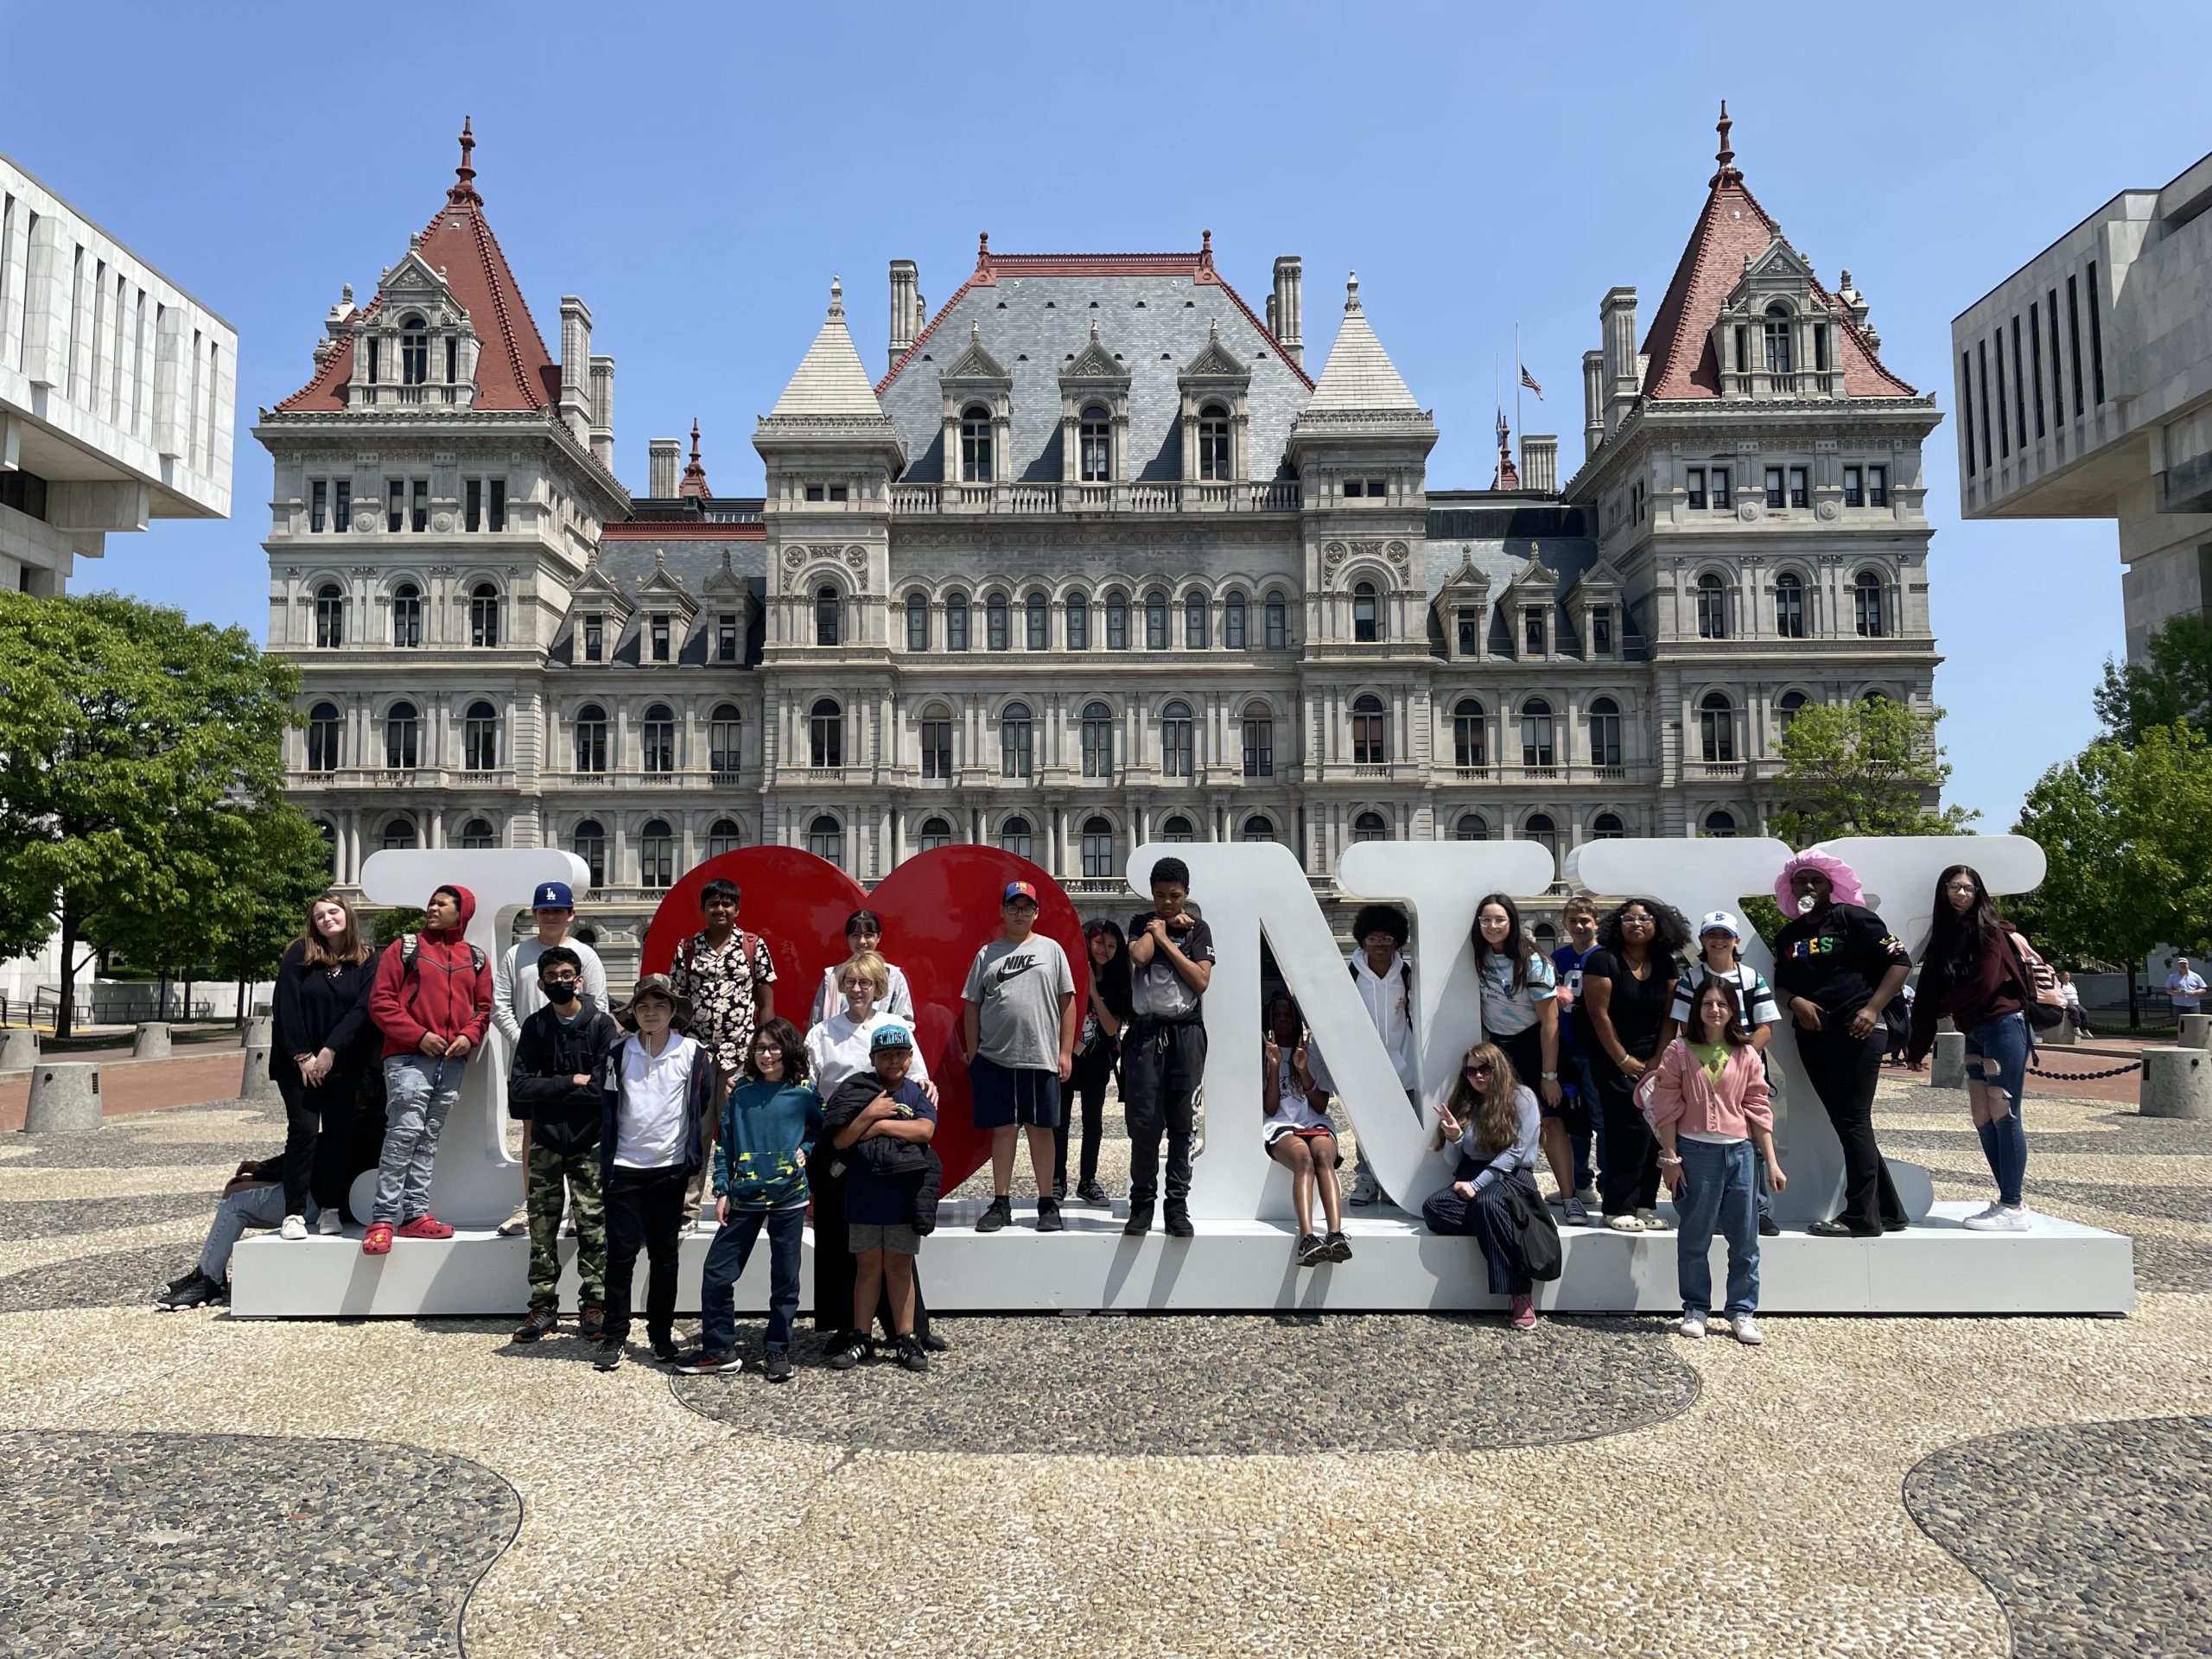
[1591,607,1614,656]
[1522,605,1546,658]
[1198,404,1232,480]
[1455,606,1480,657]
[582,615,603,662]
[1762,304,1792,374]
[1080,407,1111,481]
[960,404,993,482]
[400,314,429,385]
[651,613,671,661]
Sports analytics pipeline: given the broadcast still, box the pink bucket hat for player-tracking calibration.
[1774,849,1866,911]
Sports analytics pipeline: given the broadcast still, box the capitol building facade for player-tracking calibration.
[259,113,1942,977]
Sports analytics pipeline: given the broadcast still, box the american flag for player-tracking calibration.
[1519,365,1544,398]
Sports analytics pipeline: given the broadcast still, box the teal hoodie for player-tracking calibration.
[715,1077,823,1210]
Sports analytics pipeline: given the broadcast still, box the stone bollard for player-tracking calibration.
[244,1015,273,1049]
[2040,1018,2076,1046]
[23,1063,102,1133]
[0,1028,37,1071]
[239,1044,281,1103]
[132,1021,172,1061]
[2180,1014,2212,1050]
[2140,1046,2212,1120]
[1931,1029,1967,1088]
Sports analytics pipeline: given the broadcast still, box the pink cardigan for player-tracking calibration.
[1641,1039,1774,1140]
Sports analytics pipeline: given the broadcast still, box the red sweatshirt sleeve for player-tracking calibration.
[369,942,428,1053]
[461,957,494,1049]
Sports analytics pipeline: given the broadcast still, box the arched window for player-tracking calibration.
[1184,589,1208,649]
[1105,590,1130,651]
[997,814,1033,861]
[315,582,344,648]
[1452,696,1485,770]
[960,404,993,482]
[1000,700,1034,779]
[1777,690,1808,733]
[573,703,607,773]
[1080,406,1111,482]
[808,814,843,865]
[1775,571,1806,638]
[1352,580,1381,643]
[1065,590,1090,651]
[1242,702,1274,779]
[1700,691,1736,762]
[1853,570,1885,637]
[1587,696,1622,768]
[815,586,841,647]
[986,591,1010,652]
[1762,302,1792,374]
[1703,809,1739,839]
[461,817,495,850]
[640,818,675,887]
[707,817,743,858]
[1160,699,1194,779]
[709,703,742,776]
[1144,588,1169,651]
[809,698,842,768]
[469,582,499,648]
[1224,592,1248,650]
[945,592,969,651]
[1352,810,1388,843]
[1591,811,1626,840]
[905,591,928,651]
[1160,815,1196,843]
[307,702,342,772]
[571,819,606,886]
[918,816,953,853]
[1695,573,1726,639]
[380,816,418,850]
[1198,403,1232,480]
[384,701,419,769]
[1081,700,1115,780]
[1523,812,1560,863]
[642,702,676,773]
[1520,697,1554,769]
[1534,923,1560,951]
[1351,692,1388,766]
[400,314,429,385]
[1082,816,1116,877]
[391,582,422,648]
[1456,812,1490,842]
[1239,815,1275,842]
[463,700,499,771]
[1026,589,1050,651]
[1264,591,1289,651]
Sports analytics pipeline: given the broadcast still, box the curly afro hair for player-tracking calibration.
[1594,896,1692,968]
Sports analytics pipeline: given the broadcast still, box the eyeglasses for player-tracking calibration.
[543,976,580,989]
[1620,914,1655,926]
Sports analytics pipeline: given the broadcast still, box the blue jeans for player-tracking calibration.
[374,1054,467,1224]
[699,1203,804,1356]
[1675,1138,1760,1319]
[1963,1010,2030,1205]
[198,1185,322,1281]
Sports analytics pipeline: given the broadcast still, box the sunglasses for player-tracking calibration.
[1463,1063,1494,1077]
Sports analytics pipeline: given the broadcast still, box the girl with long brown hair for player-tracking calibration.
[1421,1040,1545,1329]
[270,892,379,1239]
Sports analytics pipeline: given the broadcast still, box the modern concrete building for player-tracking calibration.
[0,150,235,594]
[1952,147,2212,660]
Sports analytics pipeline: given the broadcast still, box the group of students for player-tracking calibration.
[158,845,2051,1365]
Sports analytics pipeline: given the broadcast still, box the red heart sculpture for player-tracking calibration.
[639,844,1090,1196]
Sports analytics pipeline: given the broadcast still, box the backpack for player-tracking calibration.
[2005,931,2068,1032]
[397,933,488,976]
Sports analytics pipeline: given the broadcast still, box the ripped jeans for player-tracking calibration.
[1962,1011,2029,1206]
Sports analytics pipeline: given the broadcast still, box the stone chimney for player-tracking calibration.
[1270,256,1304,366]
[889,258,919,370]
[558,296,593,444]
[1520,433,1559,494]
[1581,351,1605,461]
[1601,287,1639,435]
[648,438,681,499]
[588,355,615,468]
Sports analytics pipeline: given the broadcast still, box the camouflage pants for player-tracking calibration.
[526,1141,607,1312]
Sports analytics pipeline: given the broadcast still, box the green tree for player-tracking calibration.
[371,907,427,948]
[1770,698,1976,849]
[204,808,337,1025]
[0,592,301,1037]
[2014,724,2212,1027]
[2094,612,2212,745]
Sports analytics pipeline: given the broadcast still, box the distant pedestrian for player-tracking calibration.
[270,892,379,1241]
[964,881,1078,1235]
[1421,1041,1544,1330]
[2167,958,2206,1020]
[2060,971,2091,1036]
[492,880,607,1238]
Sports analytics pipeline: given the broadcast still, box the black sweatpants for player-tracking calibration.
[603,1164,690,1346]
[276,1069,366,1217]
[1055,1047,1112,1192]
[1594,1052,1662,1219]
[1122,1019,1206,1205]
[1794,1019,1905,1233]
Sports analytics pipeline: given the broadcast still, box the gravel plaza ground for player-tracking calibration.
[0,1063,2205,1658]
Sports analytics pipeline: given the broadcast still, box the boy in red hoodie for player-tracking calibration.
[362,885,494,1255]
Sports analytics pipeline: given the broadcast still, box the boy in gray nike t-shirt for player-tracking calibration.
[962,880,1078,1234]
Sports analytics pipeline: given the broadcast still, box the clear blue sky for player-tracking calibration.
[8,0,2203,828]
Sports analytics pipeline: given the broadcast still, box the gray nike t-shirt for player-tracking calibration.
[963,933,1077,1070]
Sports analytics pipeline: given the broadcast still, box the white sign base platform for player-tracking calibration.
[232,1198,2133,1319]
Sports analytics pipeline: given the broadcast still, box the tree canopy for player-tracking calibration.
[1770,697,1976,849]
[2094,612,2212,745]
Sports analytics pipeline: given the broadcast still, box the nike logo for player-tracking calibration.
[993,954,1040,985]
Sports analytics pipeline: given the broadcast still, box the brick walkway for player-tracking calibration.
[0,1052,251,1134]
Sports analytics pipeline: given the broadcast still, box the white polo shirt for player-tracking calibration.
[613,1032,697,1170]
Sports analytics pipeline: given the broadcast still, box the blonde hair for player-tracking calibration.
[838,950,890,999]
[300,892,370,969]
[1431,1041,1521,1156]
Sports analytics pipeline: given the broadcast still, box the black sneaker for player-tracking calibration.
[1325,1231,1352,1262]
[1077,1179,1109,1206]
[919,1328,950,1353]
[649,1336,682,1367]
[1123,1202,1154,1237]
[895,1334,929,1374]
[157,1271,225,1311]
[827,1334,873,1371]
[1164,1203,1195,1239]
[976,1195,1013,1233]
[674,1349,740,1376]
[162,1266,202,1296]
[1758,1215,1781,1238]
[592,1339,626,1373]
[1035,1196,1064,1233]
[511,1306,559,1344]
[577,1306,607,1343]
[1296,1233,1327,1266]
[763,1351,793,1382]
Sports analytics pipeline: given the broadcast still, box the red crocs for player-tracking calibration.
[361,1222,394,1255]
[395,1214,455,1241]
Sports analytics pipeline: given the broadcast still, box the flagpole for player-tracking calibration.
[1514,323,1523,464]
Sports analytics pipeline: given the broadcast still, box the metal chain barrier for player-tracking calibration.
[2025,1058,2145,1081]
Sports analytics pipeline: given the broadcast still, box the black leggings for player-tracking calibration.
[1055,1050,1111,1192]
[1594,1052,1661,1218]
[276,1070,361,1216]
[1795,1019,1904,1233]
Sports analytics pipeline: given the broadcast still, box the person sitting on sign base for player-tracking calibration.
[1262,995,1348,1268]
[1421,1041,1545,1331]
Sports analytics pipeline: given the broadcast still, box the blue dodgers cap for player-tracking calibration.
[532,881,575,911]
[869,1022,914,1052]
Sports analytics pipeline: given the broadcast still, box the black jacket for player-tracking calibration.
[508,1002,622,1154]
[271,940,379,1068]
[822,1072,943,1236]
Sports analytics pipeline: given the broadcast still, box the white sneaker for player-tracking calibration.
[1574,1185,1600,1206]
[1730,1314,1764,1346]
[496,1205,530,1237]
[1606,1213,1646,1233]
[1964,1205,2031,1232]
[278,1214,308,1242]
[1636,1207,1673,1232]
[1962,1201,2002,1224]
[1677,1310,1707,1339]
[316,1211,343,1236]
[1347,1173,1382,1208]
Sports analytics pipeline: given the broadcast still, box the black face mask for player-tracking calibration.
[544,979,582,1007]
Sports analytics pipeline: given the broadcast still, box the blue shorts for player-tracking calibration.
[970,1053,1063,1129]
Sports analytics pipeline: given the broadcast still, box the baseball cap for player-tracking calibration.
[870,1022,914,1052]
[1001,880,1039,906]
[532,880,575,911]
[1699,910,1742,939]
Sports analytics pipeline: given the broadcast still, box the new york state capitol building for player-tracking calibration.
[262,114,1942,976]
